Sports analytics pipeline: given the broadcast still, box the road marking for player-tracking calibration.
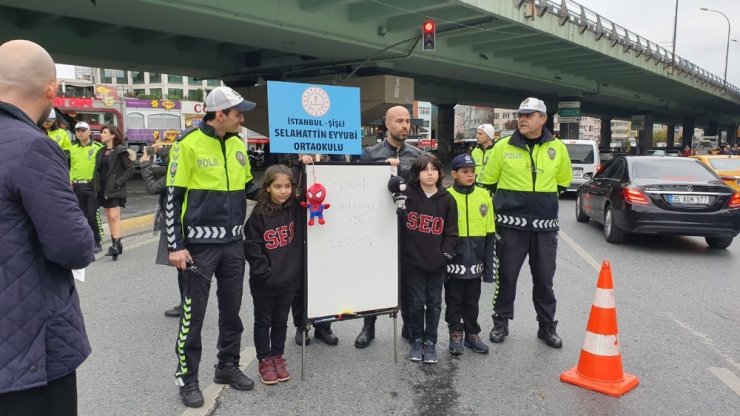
[559,230,602,272]
[181,346,256,416]
[708,367,740,397]
[672,319,740,373]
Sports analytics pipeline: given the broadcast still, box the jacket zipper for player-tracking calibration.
[220,138,232,237]
[527,146,537,192]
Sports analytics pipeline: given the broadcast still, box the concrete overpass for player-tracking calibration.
[1,0,738,146]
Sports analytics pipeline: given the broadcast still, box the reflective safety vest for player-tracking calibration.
[47,128,72,152]
[69,141,104,181]
[479,130,572,232]
[446,183,495,280]
[471,144,494,183]
[166,125,254,250]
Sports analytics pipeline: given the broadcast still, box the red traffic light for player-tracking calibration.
[422,20,435,51]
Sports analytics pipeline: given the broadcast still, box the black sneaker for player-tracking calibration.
[489,325,508,343]
[314,325,339,345]
[449,330,464,356]
[164,305,181,318]
[422,341,438,364]
[213,361,255,391]
[179,381,204,408]
[464,333,490,354]
[537,321,563,348]
[408,339,423,362]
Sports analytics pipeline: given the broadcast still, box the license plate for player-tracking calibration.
[572,168,583,178]
[668,195,709,205]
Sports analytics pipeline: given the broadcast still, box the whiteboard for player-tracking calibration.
[305,163,399,320]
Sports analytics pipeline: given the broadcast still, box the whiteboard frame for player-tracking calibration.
[302,162,400,324]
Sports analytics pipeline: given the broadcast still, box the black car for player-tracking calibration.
[575,156,740,248]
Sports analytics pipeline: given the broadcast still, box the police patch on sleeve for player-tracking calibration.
[169,162,178,177]
[548,148,556,160]
[479,203,488,217]
[236,151,246,167]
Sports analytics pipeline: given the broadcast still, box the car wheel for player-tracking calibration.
[576,193,589,223]
[603,205,625,244]
[705,237,733,249]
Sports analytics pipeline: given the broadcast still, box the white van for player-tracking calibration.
[561,139,600,191]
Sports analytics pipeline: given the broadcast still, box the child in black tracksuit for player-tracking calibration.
[244,164,303,385]
[396,153,458,364]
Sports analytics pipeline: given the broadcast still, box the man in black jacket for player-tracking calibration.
[354,105,422,348]
[0,39,94,416]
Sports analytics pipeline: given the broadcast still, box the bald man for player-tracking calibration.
[0,40,94,416]
[354,105,422,348]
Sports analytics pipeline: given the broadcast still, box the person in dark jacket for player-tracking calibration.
[140,143,184,318]
[244,163,306,385]
[95,124,135,260]
[0,39,94,416]
[355,105,423,349]
[395,153,458,364]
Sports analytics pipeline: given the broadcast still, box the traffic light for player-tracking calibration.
[422,20,435,51]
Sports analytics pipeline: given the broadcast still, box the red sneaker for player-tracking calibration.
[258,357,278,385]
[273,355,291,382]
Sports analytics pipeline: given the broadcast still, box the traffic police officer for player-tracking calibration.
[479,97,572,349]
[69,121,104,253]
[471,123,495,184]
[166,87,259,408]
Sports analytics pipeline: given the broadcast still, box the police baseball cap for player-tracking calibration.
[205,86,257,112]
[74,121,90,130]
[517,97,547,114]
[451,154,476,170]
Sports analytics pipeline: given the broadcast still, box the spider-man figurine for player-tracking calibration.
[301,182,331,226]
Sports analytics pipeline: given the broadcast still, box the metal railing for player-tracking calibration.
[515,0,740,100]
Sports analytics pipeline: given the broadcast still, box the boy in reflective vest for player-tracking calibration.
[445,154,496,355]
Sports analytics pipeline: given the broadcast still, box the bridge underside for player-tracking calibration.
[1,0,738,126]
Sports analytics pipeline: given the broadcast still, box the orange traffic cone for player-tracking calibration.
[560,260,639,397]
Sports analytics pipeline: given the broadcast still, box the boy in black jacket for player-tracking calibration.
[396,154,458,364]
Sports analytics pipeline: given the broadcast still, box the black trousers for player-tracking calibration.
[493,227,558,325]
[444,277,482,334]
[406,271,444,343]
[363,271,408,327]
[174,242,245,384]
[0,371,77,416]
[253,290,294,360]
[73,183,100,244]
[291,284,331,330]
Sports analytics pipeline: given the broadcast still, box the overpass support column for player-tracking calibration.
[667,124,676,148]
[636,114,654,155]
[682,117,695,148]
[727,124,738,146]
[436,104,455,164]
[600,117,612,148]
[706,121,718,137]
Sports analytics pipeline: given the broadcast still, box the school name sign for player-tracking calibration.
[267,81,361,155]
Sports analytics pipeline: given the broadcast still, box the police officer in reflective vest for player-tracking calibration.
[166,87,259,408]
[479,97,572,348]
[471,123,495,184]
[69,121,104,253]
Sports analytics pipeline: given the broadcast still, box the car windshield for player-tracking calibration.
[564,144,594,163]
[709,158,740,171]
[632,160,717,181]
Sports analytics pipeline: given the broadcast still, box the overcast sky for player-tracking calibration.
[58,0,739,87]
[578,0,739,86]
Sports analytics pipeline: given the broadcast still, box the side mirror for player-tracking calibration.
[584,172,594,180]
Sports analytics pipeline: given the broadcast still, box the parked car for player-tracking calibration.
[562,139,600,192]
[691,155,740,192]
[575,156,740,248]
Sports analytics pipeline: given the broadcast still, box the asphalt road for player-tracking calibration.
[75,195,740,416]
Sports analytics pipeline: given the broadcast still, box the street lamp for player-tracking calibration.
[700,7,731,87]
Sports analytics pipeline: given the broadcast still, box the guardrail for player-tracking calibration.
[515,0,740,100]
